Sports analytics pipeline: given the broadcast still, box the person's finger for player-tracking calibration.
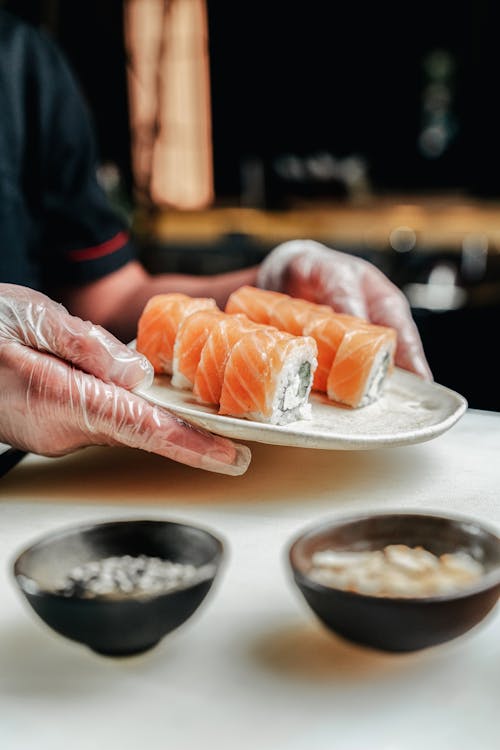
[315,260,369,320]
[0,284,153,390]
[135,408,252,476]
[72,369,252,475]
[52,317,154,391]
[279,247,369,320]
[394,327,434,381]
[362,272,433,380]
[322,284,369,320]
[2,343,251,475]
[257,239,330,291]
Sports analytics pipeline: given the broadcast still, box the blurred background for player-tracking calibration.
[4,0,500,410]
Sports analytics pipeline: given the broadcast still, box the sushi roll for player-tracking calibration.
[326,324,396,408]
[303,312,370,392]
[225,285,289,324]
[225,286,397,408]
[193,314,264,405]
[136,293,217,374]
[172,309,226,389]
[219,328,318,425]
[268,296,333,336]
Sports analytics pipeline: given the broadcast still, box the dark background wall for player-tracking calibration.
[208,1,500,203]
[3,0,500,410]
[5,0,500,203]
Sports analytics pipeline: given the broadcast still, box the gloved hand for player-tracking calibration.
[0,284,250,475]
[257,240,432,380]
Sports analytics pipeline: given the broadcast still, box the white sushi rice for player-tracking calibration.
[252,338,317,425]
[269,358,313,424]
[357,346,392,407]
[171,364,192,390]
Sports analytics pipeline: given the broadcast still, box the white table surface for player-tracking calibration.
[1,408,499,750]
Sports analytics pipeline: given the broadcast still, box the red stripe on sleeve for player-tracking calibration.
[67,231,129,262]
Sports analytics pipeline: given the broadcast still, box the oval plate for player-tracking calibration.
[134,368,467,450]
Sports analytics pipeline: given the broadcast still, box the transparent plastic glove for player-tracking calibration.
[0,284,250,475]
[257,240,432,380]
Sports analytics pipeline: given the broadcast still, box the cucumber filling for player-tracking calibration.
[280,361,311,412]
[360,351,390,406]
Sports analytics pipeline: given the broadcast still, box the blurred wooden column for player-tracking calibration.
[124,0,214,209]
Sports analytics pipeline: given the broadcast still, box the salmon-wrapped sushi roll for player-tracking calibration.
[193,314,264,405]
[225,285,289,324]
[172,309,227,389]
[136,293,217,374]
[326,324,396,408]
[268,296,333,336]
[302,312,369,392]
[219,328,318,425]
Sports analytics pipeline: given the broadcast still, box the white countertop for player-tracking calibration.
[1,408,499,750]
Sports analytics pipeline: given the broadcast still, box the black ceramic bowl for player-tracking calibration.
[13,519,224,657]
[289,511,500,652]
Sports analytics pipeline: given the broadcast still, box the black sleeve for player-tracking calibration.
[29,28,136,286]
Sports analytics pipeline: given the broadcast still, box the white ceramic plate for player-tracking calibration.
[134,368,467,450]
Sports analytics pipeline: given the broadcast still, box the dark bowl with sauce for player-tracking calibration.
[288,511,500,652]
[13,518,224,657]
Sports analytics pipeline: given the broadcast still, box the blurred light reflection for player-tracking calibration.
[461,233,488,282]
[404,263,467,310]
[389,226,417,253]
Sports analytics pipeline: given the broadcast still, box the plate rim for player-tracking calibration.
[133,361,468,450]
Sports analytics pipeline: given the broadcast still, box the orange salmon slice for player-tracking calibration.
[172,309,227,389]
[136,293,217,374]
[219,328,317,424]
[326,326,396,407]
[193,315,264,404]
[225,285,289,324]
[268,297,333,336]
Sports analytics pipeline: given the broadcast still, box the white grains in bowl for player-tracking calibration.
[57,555,216,599]
[308,544,484,597]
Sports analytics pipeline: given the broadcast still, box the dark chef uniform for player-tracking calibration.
[0,10,134,292]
